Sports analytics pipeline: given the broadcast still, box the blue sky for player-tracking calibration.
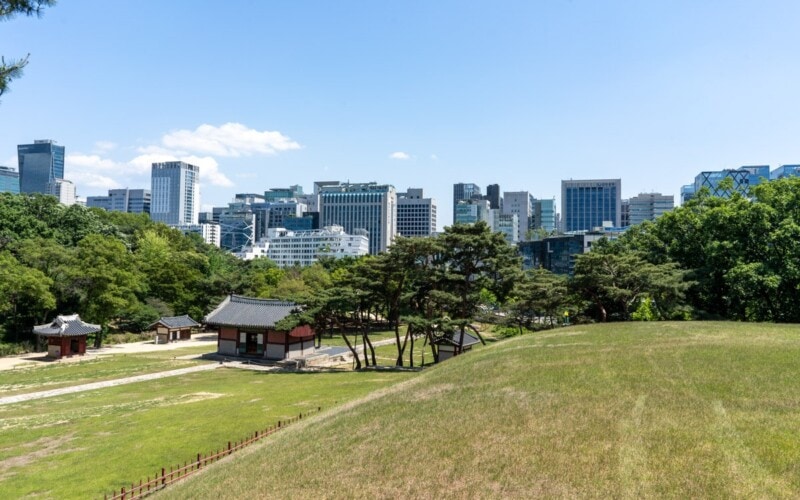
[3,0,800,227]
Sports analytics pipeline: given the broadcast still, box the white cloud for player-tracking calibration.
[430,154,439,161]
[161,122,301,157]
[182,155,234,187]
[69,171,122,190]
[128,153,176,175]
[128,153,233,187]
[3,156,17,169]
[390,151,410,160]
[67,154,121,172]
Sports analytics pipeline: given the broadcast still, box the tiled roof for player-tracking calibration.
[150,315,200,329]
[204,295,300,329]
[33,314,101,337]
[433,330,481,347]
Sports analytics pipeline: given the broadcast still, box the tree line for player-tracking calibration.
[2,177,800,361]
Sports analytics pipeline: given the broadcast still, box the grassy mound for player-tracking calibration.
[163,322,800,498]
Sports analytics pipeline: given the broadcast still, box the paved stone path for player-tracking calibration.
[0,363,220,406]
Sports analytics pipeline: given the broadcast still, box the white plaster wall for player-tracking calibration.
[266,344,285,360]
[218,339,237,356]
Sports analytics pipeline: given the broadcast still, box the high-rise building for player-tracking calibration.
[47,179,76,206]
[485,184,501,210]
[17,140,65,194]
[561,179,622,232]
[218,200,257,252]
[318,181,397,255]
[620,199,630,227]
[489,209,519,244]
[502,191,532,239]
[628,193,674,226]
[111,188,151,213]
[397,188,437,237]
[176,223,221,248]
[531,197,557,233]
[692,165,769,198]
[0,166,20,194]
[453,183,483,224]
[454,199,490,225]
[680,184,695,205]
[150,161,200,226]
[87,188,151,213]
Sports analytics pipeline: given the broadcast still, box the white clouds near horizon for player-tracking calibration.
[161,123,301,157]
[64,122,302,192]
[128,152,234,187]
[390,151,410,160]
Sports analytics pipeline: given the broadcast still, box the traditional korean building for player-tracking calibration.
[32,314,100,359]
[150,315,200,344]
[433,329,481,362]
[205,295,315,360]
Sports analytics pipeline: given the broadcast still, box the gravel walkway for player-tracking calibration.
[0,363,220,406]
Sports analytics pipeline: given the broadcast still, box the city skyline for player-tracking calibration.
[3,2,800,229]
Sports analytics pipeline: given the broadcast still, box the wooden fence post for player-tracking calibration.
[120,486,125,500]
[197,452,201,469]
[161,467,166,486]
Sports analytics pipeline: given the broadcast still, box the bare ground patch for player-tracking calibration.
[0,433,78,480]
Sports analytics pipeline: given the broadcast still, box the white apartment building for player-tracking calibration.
[176,223,221,247]
[236,225,369,267]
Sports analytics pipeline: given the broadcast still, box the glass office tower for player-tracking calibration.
[17,140,65,194]
[561,179,621,232]
[0,166,20,194]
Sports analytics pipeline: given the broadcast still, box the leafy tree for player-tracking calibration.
[0,251,55,341]
[70,235,145,347]
[572,241,689,322]
[506,268,569,333]
[10,237,78,313]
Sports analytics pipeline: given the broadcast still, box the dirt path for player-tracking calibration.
[0,363,221,406]
[0,333,218,371]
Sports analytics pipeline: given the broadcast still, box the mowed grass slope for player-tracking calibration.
[163,322,800,498]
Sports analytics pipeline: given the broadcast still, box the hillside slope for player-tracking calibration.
[163,322,800,498]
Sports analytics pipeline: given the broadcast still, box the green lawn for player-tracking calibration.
[0,344,215,397]
[0,367,415,498]
[163,322,800,498]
